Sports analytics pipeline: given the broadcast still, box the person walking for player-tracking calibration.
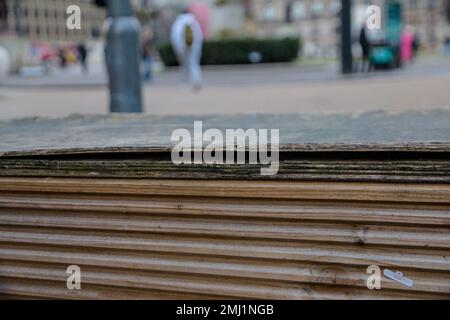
[58,46,67,69]
[77,43,89,74]
[400,26,415,65]
[141,29,155,82]
[0,46,10,85]
[444,28,450,57]
[359,25,371,72]
[170,10,203,90]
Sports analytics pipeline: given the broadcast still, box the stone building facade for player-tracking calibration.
[0,0,105,42]
[249,0,450,56]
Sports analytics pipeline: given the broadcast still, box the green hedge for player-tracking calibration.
[158,38,300,66]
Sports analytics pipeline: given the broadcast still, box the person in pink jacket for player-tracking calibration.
[400,26,415,64]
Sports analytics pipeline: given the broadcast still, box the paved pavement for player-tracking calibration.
[3,55,450,88]
[0,56,449,123]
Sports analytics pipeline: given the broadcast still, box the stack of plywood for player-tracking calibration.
[0,144,449,299]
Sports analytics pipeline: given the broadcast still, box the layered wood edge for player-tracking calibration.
[0,144,449,299]
[2,143,450,157]
[0,143,449,182]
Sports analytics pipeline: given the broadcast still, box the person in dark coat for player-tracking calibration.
[77,43,88,73]
[359,26,371,72]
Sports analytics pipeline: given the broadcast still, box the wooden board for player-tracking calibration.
[0,143,449,183]
[0,147,448,299]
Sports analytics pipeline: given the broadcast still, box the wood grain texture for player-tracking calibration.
[0,177,449,299]
[0,145,449,299]
[0,159,449,182]
[1,143,450,157]
[0,178,449,203]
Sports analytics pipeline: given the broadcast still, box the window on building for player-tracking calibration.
[262,2,276,22]
[0,0,8,32]
[292,2,306,20]
[311,1,324,18]
[330,0,341,16]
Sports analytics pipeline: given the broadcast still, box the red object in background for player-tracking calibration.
[41,47,53,62]
[400,30,414,63]
[32,43,57,62]
[188,2,211,39]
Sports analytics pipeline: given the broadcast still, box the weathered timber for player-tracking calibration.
[0,143,448,299]
[0,143,449,182]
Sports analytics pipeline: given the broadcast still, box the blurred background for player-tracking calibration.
[0,0,449,124]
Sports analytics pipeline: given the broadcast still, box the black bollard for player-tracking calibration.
[341,0,353,74]
[105,0,143,113]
